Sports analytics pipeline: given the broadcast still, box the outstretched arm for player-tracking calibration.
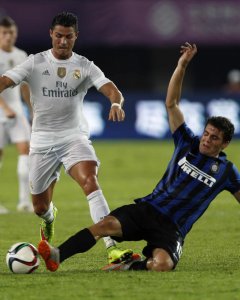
[99,82,125,122]
[166,43,197,133]
[0,76,15,93]
[0,77,16,118]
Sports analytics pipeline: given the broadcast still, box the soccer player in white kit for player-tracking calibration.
[0,16,32,213]
[0,12,134,263]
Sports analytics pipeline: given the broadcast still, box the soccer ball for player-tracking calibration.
[6,242,40,274]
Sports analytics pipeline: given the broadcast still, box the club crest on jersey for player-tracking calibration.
[211,162,219,173]
[57,67,66,78]
[73,69,81,79]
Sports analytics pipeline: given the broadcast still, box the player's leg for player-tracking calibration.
[8,115,32,211]
[144,248,174,271]
[32,181,58,243]
[30,147,60,243]
[0,123,9,214]
[15,141,32,212]
[69,160,133,262]
[38,215,123,272]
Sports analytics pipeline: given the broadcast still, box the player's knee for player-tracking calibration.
[152,258,174,272]
[82,174,99,194]
[97,216,121,235]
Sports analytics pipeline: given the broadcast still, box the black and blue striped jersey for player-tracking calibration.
[136,123,240,238]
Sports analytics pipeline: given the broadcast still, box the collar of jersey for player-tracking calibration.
[48,49,74,63]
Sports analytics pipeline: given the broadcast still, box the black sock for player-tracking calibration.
[129,259,148,271]
[58,228,96,263]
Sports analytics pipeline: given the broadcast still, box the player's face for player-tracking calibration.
[0,25,17,50]
[199,124,229,157]
[50,25,78,59]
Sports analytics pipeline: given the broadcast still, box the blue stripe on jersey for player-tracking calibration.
[136,123,240,238]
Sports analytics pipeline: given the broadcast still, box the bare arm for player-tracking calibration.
[20,82,32,120]
[166,43,197,133]
[98,82,125,122]
[234,190,240,203]
[0,76,17,118]
[0,76,15,93]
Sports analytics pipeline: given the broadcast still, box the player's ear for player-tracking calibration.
[49,29,53,38]
[221,141,230,150]
[75,31,79,39]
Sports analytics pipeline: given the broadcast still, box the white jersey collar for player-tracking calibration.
[48,49,75,63]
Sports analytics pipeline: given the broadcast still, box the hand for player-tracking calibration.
[108,106,125,122]
[178,42,197,68]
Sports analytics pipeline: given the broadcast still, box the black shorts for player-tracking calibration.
[110,202,184,267]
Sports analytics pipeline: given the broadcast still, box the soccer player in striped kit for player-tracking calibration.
[0,12,135,263]
[37,43,240,272]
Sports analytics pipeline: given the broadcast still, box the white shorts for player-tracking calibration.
[0,115,30,148]
[29,137,100,195]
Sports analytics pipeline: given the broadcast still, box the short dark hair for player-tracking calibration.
[205,116,235,142]
[0,16,16,28]
[51,12,78,32]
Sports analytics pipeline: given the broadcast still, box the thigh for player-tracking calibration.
[109,204,145,242]
[8,115,30,144]
[29,148,61,195]
[59,137,100,172]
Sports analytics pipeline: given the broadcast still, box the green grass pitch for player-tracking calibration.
[0,140,240,300]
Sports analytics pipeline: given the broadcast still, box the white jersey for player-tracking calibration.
[4,49,111,148]
[0,47,27,117]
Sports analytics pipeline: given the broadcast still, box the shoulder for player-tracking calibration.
[173,122,197,141]
[32,50,49,63]
[72,52,92,67]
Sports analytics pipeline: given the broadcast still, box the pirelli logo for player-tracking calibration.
[178,157,216,187]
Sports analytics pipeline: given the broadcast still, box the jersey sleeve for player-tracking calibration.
[88,62,111,90]
[225,164,240,194]
[3,54,34,85]
[172,123,196,148]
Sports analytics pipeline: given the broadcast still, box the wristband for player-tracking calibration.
[111,103,122,108]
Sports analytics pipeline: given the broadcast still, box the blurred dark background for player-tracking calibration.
[1,0,240,93]
[1,0,240,139]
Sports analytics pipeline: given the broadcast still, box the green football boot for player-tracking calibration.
[107,246,136,264]
[40,206,58,243]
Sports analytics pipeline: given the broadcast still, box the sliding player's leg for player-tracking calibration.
[69,160,133,263]
[38,215,123,272]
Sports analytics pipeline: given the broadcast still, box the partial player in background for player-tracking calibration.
[0,12,135,264]
[37,43,240,273]
[0,16,32,213]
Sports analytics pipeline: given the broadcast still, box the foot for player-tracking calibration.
[40,206,58,243]
[17,203,34,213]
[38,240,59,272]
[107,246,134,264]
[0,204,9,214]
[102,253,142,271]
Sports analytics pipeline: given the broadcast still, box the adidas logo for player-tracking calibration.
[42,70,50,75]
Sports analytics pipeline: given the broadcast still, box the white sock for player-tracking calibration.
[40,202,54,224]
[17,155,31,206]
[87,190,116,249]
